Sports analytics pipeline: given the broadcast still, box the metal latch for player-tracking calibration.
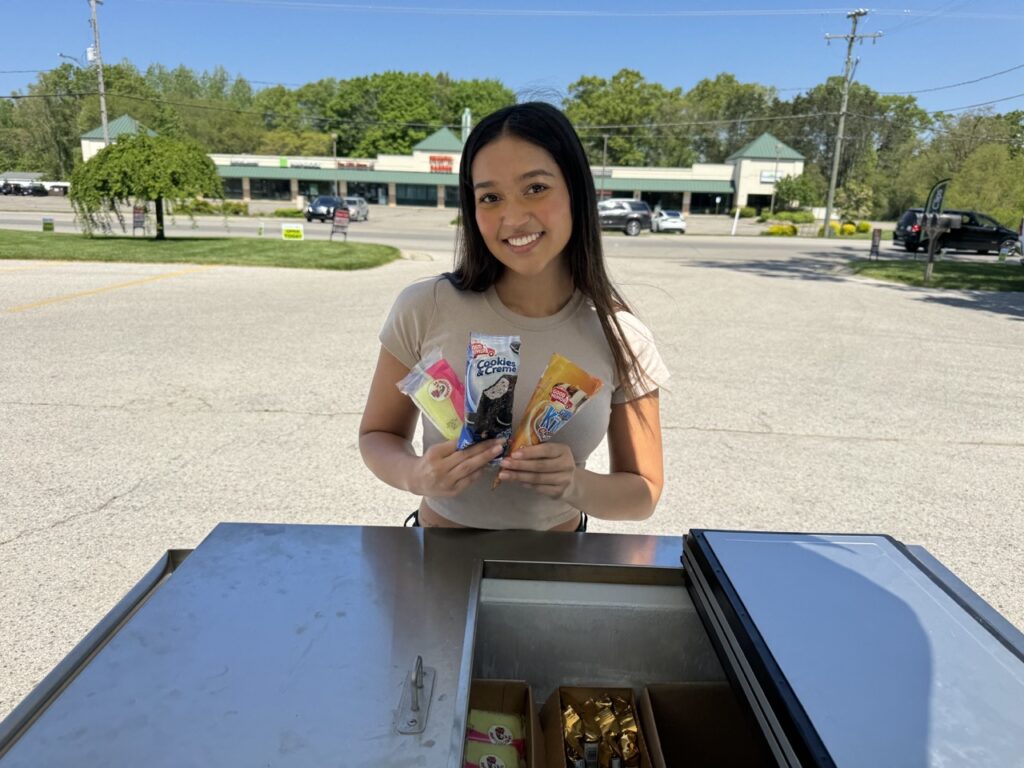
[395,655,435,734]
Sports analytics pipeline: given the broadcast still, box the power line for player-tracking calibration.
[879,62,1024,96]
[131,0,855,18]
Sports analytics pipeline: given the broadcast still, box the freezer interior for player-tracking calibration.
[468,560,775,766]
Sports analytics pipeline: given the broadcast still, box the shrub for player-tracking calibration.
[856,220,871,233]
[274,208,305,218]
[756,215,769,223]
[763,224,798,236]
[220,201,249,216]
[841,223,856,236]
[730,206,757,218]
[817,222,841,237]
[174,198,217,215]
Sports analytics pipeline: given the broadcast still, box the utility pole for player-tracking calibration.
[600,134,609,197]
[822,9,881,237]
[88,0,110,146]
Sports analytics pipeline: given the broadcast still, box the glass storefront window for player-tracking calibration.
[444,186,460,208]
[396,184,437,207]
[250,178,291,200]
[222,178,244,200]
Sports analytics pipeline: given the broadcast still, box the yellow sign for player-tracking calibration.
[281,223,304,241]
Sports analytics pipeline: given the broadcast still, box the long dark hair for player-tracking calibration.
[450,101,650,407]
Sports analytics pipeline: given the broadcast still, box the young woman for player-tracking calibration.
[359,102,668,531]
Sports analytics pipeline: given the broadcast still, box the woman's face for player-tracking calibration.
[471,134,573,281]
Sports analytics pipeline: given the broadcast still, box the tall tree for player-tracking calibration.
[563,68,690,167]
[682,73,779,162]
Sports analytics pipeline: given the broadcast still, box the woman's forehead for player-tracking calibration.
[471,136,562,182]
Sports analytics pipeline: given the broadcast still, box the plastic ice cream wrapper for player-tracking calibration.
[458,333,520,451]
[509,354,602,454]
[396,349,466,441]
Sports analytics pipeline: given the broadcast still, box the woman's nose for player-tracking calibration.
[502,199,530,227]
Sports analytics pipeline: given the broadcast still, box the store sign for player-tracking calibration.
[338,161,374,170]
[760,171,781,183]
[330,208,349,242]
[229,159,259,166]
[281,223,304,240]
[430,155,454,173]
[289,161,322,169]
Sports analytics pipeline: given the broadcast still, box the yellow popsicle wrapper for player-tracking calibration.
[509,354,602,454]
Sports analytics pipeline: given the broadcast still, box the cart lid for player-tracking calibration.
[684,530,1024,768]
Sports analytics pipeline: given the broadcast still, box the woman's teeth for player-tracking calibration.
[507,232,541,247]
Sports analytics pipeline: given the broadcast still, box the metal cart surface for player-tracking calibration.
[1,523,1022,767]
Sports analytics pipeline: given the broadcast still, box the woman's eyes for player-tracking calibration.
[477,184,549,205]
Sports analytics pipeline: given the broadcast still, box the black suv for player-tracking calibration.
[598,198,652,236]
[305,195,346,223]
[894,208,1020,254]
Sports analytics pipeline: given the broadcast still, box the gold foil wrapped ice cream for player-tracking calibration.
[560,691,641,768]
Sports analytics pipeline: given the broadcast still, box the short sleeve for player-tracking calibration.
[378,278,440,369]
[611,311,671,405]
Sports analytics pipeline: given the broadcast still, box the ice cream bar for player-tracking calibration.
[458,333,520,451]
[509,354,602,453]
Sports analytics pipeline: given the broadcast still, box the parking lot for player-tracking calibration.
[1,227,1023,721]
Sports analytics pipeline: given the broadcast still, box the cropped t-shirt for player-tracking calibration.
[379,276,669,530]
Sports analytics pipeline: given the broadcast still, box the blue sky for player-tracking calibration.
[4,0,1023,117]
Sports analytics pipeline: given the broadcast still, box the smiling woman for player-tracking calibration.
[358,102,670,532]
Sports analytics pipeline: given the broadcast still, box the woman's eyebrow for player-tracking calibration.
[473,169,555,190]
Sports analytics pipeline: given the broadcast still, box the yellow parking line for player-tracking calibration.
[5,265,216,314]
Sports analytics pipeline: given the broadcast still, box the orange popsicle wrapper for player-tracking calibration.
[509,354,602,453]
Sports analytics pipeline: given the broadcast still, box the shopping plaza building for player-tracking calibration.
[83,117,804,214]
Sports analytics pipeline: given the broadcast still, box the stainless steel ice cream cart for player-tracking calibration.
[1,524,1022,767]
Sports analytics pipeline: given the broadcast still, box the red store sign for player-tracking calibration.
[429,155,454,173]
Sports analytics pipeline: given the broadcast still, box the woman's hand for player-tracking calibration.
[410,438,505,498]
[498,443,579,500]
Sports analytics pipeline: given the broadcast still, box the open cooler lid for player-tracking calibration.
[683,530,1024,768]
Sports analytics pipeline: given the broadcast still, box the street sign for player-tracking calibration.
[281,223,304,240]
[330,207,349,242]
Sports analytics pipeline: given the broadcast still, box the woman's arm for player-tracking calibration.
[497,391,664,521]
[359,346,504,497]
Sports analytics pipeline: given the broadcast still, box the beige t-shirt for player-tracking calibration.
[379,276,669,530]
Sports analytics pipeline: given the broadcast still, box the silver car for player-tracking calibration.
[343,196,370,221]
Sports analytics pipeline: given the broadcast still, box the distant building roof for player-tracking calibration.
[80,114,157,140]
[413,127,463,153]
[0,171,43,182]
[727,133,803,162]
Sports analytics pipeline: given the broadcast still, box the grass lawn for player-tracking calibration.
[850,258,1024,291]
[0,230,400,271]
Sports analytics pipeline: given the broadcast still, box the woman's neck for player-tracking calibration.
[494,263,575,318]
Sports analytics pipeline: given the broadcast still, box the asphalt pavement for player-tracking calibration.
[1,211,1023,723]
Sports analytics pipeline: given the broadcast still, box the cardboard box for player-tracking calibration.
[468,679,544,768]
[540,686,652,768]
[639,683,774,768]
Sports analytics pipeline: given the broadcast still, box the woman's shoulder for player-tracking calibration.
[392,274,462,309]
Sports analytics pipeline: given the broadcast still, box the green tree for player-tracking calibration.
[946,143,1024,228]
[70,134,223,240]
[835,177,874,221]
[564,68,690,167]
[256,129,331,156]
[682,73,779,162]
[774,171,825,209]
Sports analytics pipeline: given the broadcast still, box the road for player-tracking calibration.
[1,215,1023,723]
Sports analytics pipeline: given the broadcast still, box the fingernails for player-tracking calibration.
[491,444,505,454]
[511,450,523,459]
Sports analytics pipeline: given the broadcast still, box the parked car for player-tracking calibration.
[20,183,49,197]
[597,198,652,236]
[651,209,687,234]
[342,196,369,221]
[305,195,346,223]
[1,182,23,195]
[894,207,1020,254]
